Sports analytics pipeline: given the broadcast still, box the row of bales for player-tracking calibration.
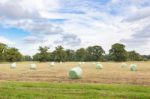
[70,62,137,79]
[10,62,138,79]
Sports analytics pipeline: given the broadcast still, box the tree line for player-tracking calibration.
[0,42,149,62]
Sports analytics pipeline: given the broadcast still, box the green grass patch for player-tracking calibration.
[0,82,150,99]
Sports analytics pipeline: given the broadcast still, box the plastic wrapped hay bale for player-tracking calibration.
[30,64,37,70]
[96,63,103,69]
[93,62,96,65]
[69,67,83,79]
[10,62,16,69]
[121,63,128,68]
[50,62,55,66]
[60,62,62,64]
[78,62,82,65]
[130,64,137,71]
[78,62,82,67]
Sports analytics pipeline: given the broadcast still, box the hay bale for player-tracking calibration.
[30,64,37,70]
[69,67,83,79]
[50,62,55,66]
[96,63,103,69]
[93,62,96,65]
[130,64,137,71]
[10,62,16,69]
[121,63,128,68]
[78,62,82,67]
[78,62,82,65]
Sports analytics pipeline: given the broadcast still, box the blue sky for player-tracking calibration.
[0,0,150,55]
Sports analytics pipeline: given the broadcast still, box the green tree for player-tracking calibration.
[109,43,127,62]
[53,46,66,62]
[65,49,76,61]
[75,48,86,61]
[23,55,32,61]
[33,53,40,61]
[127,51,143,61]
[38,46,50,62]
[5,48,22,62]
[86,45,105,61]
[0,43,7,61]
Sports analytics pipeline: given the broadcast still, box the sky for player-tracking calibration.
[0,0,150,55]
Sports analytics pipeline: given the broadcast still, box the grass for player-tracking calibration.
[0,81,150,99]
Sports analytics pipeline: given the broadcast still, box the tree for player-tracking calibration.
[23,55,32,61]
[33,53,40,61]
[86,45,105,61]
[127,51,143,61]
[38,46,50,62]
[142,55,150,61]
[109,43,127,62]
[53,46,66,62]
[0,43,7,61]
[5,48,22,62]
[65,49,76,61]
[75,48,86,61]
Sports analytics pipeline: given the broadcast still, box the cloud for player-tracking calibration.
[54,33,81,46]
[0,0,150,55]
[0,36,15,45]
[123,7,150,22]
[23,36,47,44]
[29,23,63,36]
[121,24,150,46]
[0,1,41,20]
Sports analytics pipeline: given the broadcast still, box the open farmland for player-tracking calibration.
[0,62,150,85]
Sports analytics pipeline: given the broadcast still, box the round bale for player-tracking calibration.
[121,63,128,68]
[30,64,37,70]
[130,64,137,71]
[50,62,55,66]
[69,67,83,79]
[10,62,16,69]
[96,63,103,69]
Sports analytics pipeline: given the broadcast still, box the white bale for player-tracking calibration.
[78,62,82,65]
[69,67,83,79]
[60,62,62,64]
[121,63,128,68]
[93,62,96,65]
[50,62,55,66]
[10,62,16,69]
[30,64,37,70]
[130,64,137,71]
[96,63,103,69]
[97,62,101,64]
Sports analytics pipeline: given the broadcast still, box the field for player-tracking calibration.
[0,62,150,98]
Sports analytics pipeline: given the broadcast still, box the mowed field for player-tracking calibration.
[0,62,150,99]
[0,61,150,85]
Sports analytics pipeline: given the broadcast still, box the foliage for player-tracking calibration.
[0,42,146,62]
[127,51,144,61]
[0,43,7,62]
[109,43,127,62]
[53,46,66,62]
[75,48,86,61]
[86,45,105,61]
[5,48,22,62]
[38,46,50,62]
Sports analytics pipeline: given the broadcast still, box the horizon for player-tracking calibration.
[0,0,150,55]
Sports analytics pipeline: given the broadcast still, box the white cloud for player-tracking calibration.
[0,36,15,45]
[0,0,150,55]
